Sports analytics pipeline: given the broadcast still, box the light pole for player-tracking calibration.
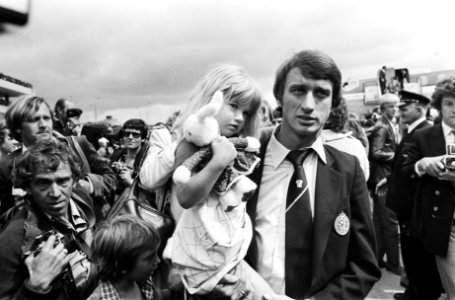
[147,101,152,124]
[94,97,99,121]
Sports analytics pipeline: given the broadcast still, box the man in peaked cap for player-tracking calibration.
[384,89,442,300]
[398,90,431,108]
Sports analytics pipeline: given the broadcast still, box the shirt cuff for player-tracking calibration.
[23,279,52,294]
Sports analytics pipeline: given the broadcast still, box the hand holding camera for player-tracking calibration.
[112,161,134,185]
[24,232,72,292]
[111,161,127,173]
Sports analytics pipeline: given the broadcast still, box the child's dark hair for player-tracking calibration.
[91,215,160,281]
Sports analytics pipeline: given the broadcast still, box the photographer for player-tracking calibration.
[401,77,455,299]
[54,98,83,136]
[109,119,148,194]
[0,139,97,300]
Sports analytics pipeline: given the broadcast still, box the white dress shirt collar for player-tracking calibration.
[269,127,327,170]
[441,121,455,144]
[407,117,427,134]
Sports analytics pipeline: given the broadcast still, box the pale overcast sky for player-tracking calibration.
[1,0,455,124]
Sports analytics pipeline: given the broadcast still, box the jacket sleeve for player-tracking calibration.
[139,126,177,189]
[0,158,14,218]
[400,132,425,177]
[0,217,59,300]
[370,125,394,162]
[76,136,118,200]
[312,158,381,300]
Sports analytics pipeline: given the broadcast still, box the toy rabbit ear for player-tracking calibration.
[196,91,224,121]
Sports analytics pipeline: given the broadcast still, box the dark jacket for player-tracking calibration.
[368,116,397,186]
[401,124,455,257]
[246,127,380,300]
[386,120,431,221]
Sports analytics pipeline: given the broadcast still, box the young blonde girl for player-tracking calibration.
[163,65,275,299]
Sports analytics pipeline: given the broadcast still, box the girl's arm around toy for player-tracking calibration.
[175,136,237,209]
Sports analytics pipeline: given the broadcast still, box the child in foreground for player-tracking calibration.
[88,215,183,300]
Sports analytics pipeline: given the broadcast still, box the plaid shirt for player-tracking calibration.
[87,277,155,300]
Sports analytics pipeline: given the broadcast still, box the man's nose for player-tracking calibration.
[38,117,49,127]
[301,92,316,111]
[49,183,61,197]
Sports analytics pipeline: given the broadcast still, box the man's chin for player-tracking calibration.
[37,133,52,140]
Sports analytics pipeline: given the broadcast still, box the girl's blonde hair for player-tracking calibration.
[173,64,262,138]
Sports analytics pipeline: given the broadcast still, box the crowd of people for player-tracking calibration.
[0,49,453,300]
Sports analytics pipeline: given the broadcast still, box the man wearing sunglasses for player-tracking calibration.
[109,119,149,194]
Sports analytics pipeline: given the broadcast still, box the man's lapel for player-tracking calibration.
[311,148,342,281]
[428,124,446,156]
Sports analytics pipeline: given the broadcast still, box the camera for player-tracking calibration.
[66,108,83,118]
[25,230,62,257]
[111,161,127,173]
[25,230,78,257]
[443,144,455,171]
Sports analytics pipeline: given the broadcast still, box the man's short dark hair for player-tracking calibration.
[121,118,148,139]
[13,139,83,189]
[273,50,342,107]
[54,98,68,116]
[431,77,455,111]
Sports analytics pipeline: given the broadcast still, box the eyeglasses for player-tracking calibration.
[124,131,141,139]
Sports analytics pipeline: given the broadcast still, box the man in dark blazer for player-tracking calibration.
[402,78,455,299]
[0,96,117,222]
[246,50,380,300]
[368,93,400,274]
[383,90,441,300]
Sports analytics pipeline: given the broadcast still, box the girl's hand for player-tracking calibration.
[211,136,237,168]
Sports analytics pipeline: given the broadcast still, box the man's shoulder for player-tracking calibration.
[324,144,359,170]
[414,123,440,138]
[0,150,20,173]
[0,209,26,244]
[110,147,126,162]
[325,143,355,158]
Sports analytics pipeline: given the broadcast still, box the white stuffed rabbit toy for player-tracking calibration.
[173,91,260,210]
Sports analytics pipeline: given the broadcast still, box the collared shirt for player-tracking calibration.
[406,117,427,134]
[384,117,399,143]
[44,198,92,289]
[255,128,327,293]
[87,277,155,300]
[441,121,455,144]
